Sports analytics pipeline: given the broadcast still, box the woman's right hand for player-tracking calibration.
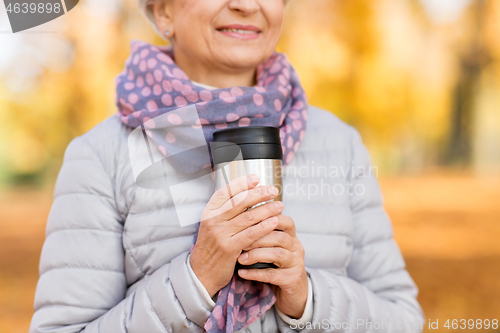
[189,174,284,298]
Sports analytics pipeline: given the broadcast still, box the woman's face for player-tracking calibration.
[167,0,286,72]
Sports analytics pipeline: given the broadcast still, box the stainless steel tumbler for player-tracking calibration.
[211,126,283,269]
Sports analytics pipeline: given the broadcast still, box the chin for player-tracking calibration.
[216,47,271,69]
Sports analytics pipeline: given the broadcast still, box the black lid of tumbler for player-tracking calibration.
[213,126,282,146]
[212,126,283,164]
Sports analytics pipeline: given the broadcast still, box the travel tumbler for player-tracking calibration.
[211,126,283,269]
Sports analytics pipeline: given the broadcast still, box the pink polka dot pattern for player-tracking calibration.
[293,100,305,110]
[253,93,264,106]
[166,132,176,143]
[278,86,288,97]
[238,117,250,127]
[200,90,213,102]
[293,119,302,130]
[115,39,308,333]
[172,79,183,91]
[248,305,260,317]
[128,93,138,104]
[162,80,172,92]
[278,74,287,85]
[230,86,244,96]
[140,48,149,59]
[157,52,173,64]
[237,311,246,323]
[270,62,281,74]
[139,60,146,72]
[127,69,135,81]
[158,145,166,155]
[279,113,286,125]
[136,76,144,88]
[186,91,199,103]
[289,110,300,119]
[146,100,157,111]
[167,113,182,125]
[153,69,162,82]
[181,84,192,96]
[204,273,276,333]
[141,86,151,97]
[161,94,172,106]
[173,68,189,80]
[274,99,282,112]
[124,82,135,90]
[147,58,157,69]
[220,91,236,103]
[146,73,154,86]
[294,141,300,152]
[226,113,239,122]
[174,96,187,107]
[153,84,162,96]
[302,109,308,121]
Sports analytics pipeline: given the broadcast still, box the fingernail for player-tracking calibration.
[239,269,248,275]
[268,186,278,195]
[248,174,259,184]
[268,216,279,226]
[274,201,284,209]
[240,252,248,260]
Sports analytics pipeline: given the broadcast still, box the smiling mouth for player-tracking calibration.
[217,28,261,34]
[215,27,261,40]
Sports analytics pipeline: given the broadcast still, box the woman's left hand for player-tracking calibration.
[236,209,308,319]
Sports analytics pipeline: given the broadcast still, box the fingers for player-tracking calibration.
[231,216,280,250]
[207,174,259,211]
[237,265,308,302]
[228,199,284,234]
[242,230,294,251]
[278,214,295,236]
[237,247,294,269]
[269,213,295,236]
[238,267,288,287]
[207,184,279,222]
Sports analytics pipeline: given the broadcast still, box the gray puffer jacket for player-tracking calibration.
[30,105,424,333]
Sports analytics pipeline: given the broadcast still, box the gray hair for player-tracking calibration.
[137,0,165,39]
[137,0,293,40]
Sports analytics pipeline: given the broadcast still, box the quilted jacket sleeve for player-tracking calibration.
[30,136,211,333]
[276,127,425,333]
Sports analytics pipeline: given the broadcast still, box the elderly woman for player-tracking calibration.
[30,0,424,332]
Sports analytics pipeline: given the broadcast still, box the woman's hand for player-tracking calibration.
[189,174,284,298]
[236,213,308,319]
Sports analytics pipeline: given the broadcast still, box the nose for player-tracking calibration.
[227,0,260,15]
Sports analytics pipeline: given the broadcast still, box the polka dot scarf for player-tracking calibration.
[115,39,309,332]
[115,39,308,173]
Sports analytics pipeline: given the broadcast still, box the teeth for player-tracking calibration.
[219,28,257,34]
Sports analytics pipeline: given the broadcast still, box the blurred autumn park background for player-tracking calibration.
[1,0,500,331]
